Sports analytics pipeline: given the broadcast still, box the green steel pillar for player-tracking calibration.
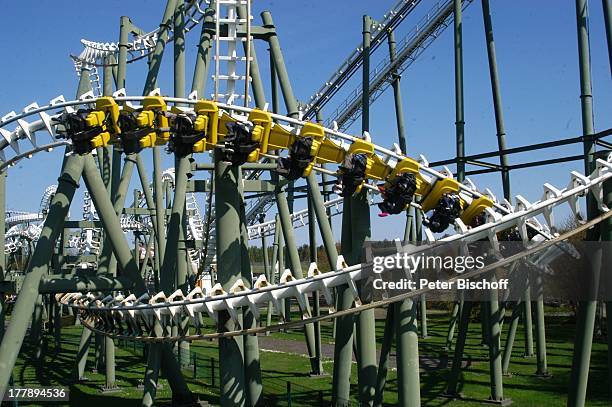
[153,148,166,267]
[101,59,118,384]
[454,0,465,182]
[501,301,521,374]
[142,342,162,407]
[275,187,318,371]
[446,301,474,396]
[396,214,420,406]
[267,217,281,327]
[374,306,394,407]
[262,224,272,329]
[332,191,355,406]
[144,0,178,95]
[76,327,93,380]
[307,186,324,375]
[486,279,504,402]
[82,155,147,293]
[416,209,428,339]
[481,0,510,199]
[387,30,407,153]
[174,0,186,100]
[353,16,377,407]
[83,154,193,403]
[0,153,84,399]
[135,155,159,238]
[238,171,263,406]
[31,294,44,360]
[160,156,190,292]
[215,153,246,406]
[191,1,215,95]
[100,154,136,275]
[76,65,93,99]
[396,298,421,407]
[361,14,372,132]
[534,274,548,377]
[523,282,534,357]
[117,16,130,90]
[569,1,601,405]
[261,11,298,118]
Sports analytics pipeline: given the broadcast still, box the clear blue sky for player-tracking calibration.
[0,0,610,242]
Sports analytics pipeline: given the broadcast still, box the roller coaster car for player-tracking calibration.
[423,192,464,233]
[168,113,206,156]
[276,122,326,180]
[377,172,418,216]
[420,177,466,232]
[377,157,426,216]
[220,121,260,165]
[52,97,120,155]
[117,96,171,154]
[337,152,368,197]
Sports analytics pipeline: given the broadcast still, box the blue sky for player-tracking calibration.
[0,0,610,242]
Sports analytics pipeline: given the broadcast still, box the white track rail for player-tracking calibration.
[2,95,598,338]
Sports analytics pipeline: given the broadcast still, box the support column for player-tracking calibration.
[0,153,84,399]
[481,0,510,199]
[396,298,420,407]
[487,280,504,402]
[215,153,246,406]
[143,0,178,95]
[454,0,465,182]
[568,2,600,405]
[501,301,521,374]
[446,301,474,396]
[275,187,318,370]
[191,2,215,95]
[238,170,263,406]
[307,187,323,375]
[261,11,298,119]
[374,306,394,407]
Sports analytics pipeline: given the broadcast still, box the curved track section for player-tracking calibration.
[1,95,608,341]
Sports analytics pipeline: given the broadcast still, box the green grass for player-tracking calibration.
[10,312,610,406]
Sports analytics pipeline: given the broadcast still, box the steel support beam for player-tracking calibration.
[192,2,215,95]
[261,11,298,118]
[0,153,84,399]
[568,1,601,405]
[143,0,178,94]
[454,0,465,182]
[481,0,511,199]
[215,153,246,406]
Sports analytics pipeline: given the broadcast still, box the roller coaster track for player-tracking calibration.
[302,0,425,118]
[0,95,601,340]
[71,1,210,69]
[326,0,473,130]
[73,208,610,342]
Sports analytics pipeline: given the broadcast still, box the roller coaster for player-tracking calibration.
[0,0,610,406]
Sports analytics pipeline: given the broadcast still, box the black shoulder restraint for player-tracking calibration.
[338,153,368,197]
[169,114,206,156]
[220,122,259,166]
[378,172,417,215]
[276,137,313,180]
[53,109,103,155]
[423,192,463,233]
[117,111,153,154]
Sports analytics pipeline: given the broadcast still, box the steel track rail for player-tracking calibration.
[75,207,612,342]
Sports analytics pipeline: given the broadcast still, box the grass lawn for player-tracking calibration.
[9,310,610,406]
